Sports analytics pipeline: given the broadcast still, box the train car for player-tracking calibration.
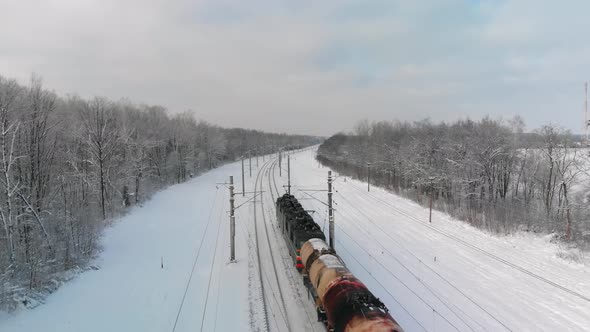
[276,194,325,271]
[276,194,403,332]
[308,253,403,332]
[300,238,332,275]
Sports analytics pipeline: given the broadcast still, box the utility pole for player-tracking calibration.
[287,155,291,195]
[249,152,252,178]
[367,162,371,192]
[256,153,259,168]
[229,176,236,262]
[429,177,434,223]
[328,171,334,251]
[279,150,282,177]
[241,158,245,197]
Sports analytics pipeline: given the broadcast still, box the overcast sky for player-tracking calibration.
[1,0,589,136]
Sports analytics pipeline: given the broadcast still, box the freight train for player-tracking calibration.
[276,194,403,332]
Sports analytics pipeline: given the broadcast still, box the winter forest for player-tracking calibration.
[0,75,318,310]
[318,118,590,250]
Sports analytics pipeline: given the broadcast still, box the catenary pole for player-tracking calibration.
[429,177,434,223]
[328,171,334,251]
[279,150,282,177]
[367,162,371,192]
[229,176,236,261]
[241,158,245,197]
[287,155,291,195]
[429,187,433,223]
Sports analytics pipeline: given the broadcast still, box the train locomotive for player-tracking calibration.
[276,194,326,271]
[276,194,403,332]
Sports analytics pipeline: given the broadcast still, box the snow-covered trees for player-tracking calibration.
[79,97,121,220]
[318,118,590,244]
[0,77,21,266]
[0,74,319,311]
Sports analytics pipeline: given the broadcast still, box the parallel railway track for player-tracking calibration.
[266,158,321,332]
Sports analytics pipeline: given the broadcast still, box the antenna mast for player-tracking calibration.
[585,82,589,144]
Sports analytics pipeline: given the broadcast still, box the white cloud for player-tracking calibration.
[1,0,589,135]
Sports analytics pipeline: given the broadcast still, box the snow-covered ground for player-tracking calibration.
[288,148,590,331]
[0,152,322,332]
[0,161,251,332]
[2,147,590,332]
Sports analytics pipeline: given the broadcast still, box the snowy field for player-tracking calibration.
[288,148,590,331]
[0,161,251,332]
[1,147,590,331]
[0,151,323,332]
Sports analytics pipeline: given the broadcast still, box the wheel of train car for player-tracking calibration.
[317,307,327,323]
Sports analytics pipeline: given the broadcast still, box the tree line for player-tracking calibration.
[318,118,590,248]
[0,74,319,310]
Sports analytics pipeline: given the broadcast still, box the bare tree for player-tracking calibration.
[0,78,21,265]
[553,136,582,240]
[318,117,590,239]
[79,97,121,220]
[0,74,319,311]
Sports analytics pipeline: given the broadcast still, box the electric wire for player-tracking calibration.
[171,187,220,332]
[335,192,486,332]
[335,189,509,331]
[199,197,227,331]
[348,181,590,304]
[333,235,429,331]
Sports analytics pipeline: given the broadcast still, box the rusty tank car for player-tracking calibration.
[276,193,403,332]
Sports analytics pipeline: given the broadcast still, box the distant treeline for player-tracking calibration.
[318,118,590,248]
[0,74,319,310]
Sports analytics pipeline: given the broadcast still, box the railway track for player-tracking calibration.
[266,158,322,332]
[257,159,292,332]
[251,148,326,332]
[252,158,271,331]
[252,158,290,332]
